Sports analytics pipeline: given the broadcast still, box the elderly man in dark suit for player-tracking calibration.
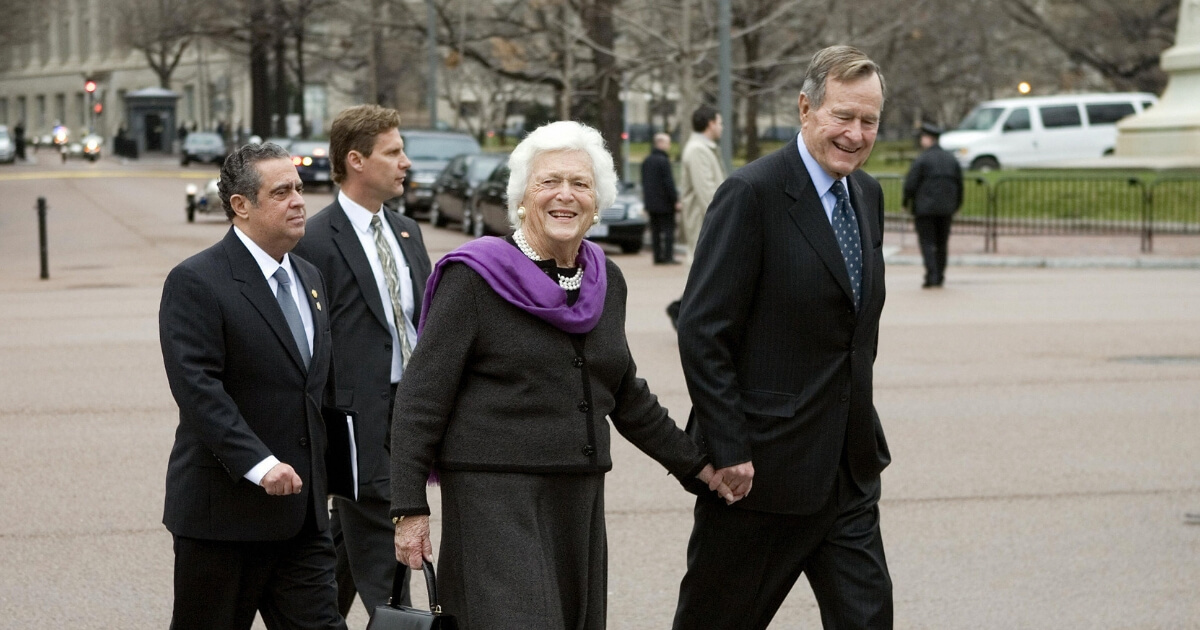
[292,105,431,616]
[672,45,893,630]
[903,122,963,288]
[158,142,345,630]
[641,132,681,264]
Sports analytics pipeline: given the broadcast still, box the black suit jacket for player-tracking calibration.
[641,147,679,214]
[292,201,431,501]
[159,227,333,540]
[677,137,891,515]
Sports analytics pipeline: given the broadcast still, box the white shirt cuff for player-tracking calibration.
[245,456,282,486]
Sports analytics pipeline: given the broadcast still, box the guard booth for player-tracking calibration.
[123,88,180,157]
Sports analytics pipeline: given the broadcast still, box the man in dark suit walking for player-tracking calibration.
[158,142,345,630]
[672,45,893,630]
[903,122,963,288]
[642,132,681,264]
[292,105,431,616]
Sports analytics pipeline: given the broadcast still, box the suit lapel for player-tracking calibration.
[222,228,308,373]
[781,141,856,304]
[384,210,427,326]
[329,203,391,332]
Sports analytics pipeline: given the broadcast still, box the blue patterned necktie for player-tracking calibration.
[831,180,863,309]
[273,266,311,369]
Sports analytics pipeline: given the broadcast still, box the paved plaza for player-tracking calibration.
[1,160,1198,628]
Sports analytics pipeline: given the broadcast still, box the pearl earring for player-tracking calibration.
[517,206,526,220]
[592,213,600,225]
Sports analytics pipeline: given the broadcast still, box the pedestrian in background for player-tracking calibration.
[292,104,430,617]
[13,120,25,161]
[641,132,682,264]
[668,105,726,327]
[903,122,963,288]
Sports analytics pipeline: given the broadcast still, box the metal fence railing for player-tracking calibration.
[873,173,1200,253]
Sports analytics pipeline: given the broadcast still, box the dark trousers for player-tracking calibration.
[914,215,952,286]
[331,496,409,616]
[672,464,892,630]
[170,515,346,630]
[649,211,677,263]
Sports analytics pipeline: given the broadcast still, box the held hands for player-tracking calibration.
[701,461,754,504]
[395,515,434,570]
[261,463,303,496]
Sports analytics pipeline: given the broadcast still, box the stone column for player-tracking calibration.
[1116,0,1200,157]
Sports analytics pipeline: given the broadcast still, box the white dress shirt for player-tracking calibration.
[338,191,418,383]
[796,136,854,224]
[232,225,315,486]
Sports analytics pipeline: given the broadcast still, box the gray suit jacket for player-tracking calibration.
[292,201,431,502]
[677,137,891,515]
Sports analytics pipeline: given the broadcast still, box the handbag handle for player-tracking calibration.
[391,560,441,614]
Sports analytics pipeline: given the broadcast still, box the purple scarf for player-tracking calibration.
[419,236,608,335]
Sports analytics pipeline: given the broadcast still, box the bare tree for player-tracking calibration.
[116,0,208,88]
[1004,0,1177,93]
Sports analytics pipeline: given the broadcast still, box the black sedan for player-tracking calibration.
[181,132,227,166]
[290,141,332,189]
[429,152,509,232]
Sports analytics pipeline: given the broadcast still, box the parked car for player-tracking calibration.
[289,140,332,188]
[62,134,103,162]
[429,152,509,231]
[397,129,481,216]
[265,137,294,152]
[181,132,228,166]
[0,126,14,163]
[939,92,1157,171]
[185,178,223,223]
[468,162,648,253]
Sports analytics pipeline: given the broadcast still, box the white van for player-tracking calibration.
[939,93,1158,171]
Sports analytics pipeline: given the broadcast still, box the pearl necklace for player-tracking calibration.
[513,229,583,291]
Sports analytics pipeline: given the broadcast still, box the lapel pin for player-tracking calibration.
[311,289,318,298]
[316,302,322,311]
[400,231,410,238]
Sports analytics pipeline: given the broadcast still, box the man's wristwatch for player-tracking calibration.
[392,515,405,525]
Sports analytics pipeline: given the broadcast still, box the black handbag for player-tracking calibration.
[366,560,458,630]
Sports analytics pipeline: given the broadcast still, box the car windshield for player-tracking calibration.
[469,155,507,180]
[0,129,8,141]
[404,135,480,161]
[188,134,223,148]
[956,107,1005,131]
[291,142,329,157]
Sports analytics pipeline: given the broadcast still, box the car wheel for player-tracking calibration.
[970,156,999,172]
[472,211,486,238]
[620,240,643,254]
[461,206,474,235]
[430,201,447,228]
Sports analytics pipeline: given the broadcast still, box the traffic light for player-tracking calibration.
[93,102,103,115]
[84,78,97,93]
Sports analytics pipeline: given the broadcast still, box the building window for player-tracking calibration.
[184,85,196,123]
[59,4,72,62]
[55,94,66,126]
[0,98,8,126]
[76,92,86,128]
[80,14,91,61]
[36,95,46,130]
[17,96,27,126]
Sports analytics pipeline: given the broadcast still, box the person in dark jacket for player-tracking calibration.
[390,121,734,630]
[903,122,963,288]
[641,132,682,264]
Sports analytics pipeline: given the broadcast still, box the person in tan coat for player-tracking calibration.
[678,105,725,264]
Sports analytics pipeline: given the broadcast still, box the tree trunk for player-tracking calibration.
[249,0,271,138]
[295,25,307,138]
[581,0,624,179]
[742,32,761,161]
[273,29,288,137]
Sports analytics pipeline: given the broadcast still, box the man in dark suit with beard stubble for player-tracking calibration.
[673,45,894,630]
[292,105,431,617]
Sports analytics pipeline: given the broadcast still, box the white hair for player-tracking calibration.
[505,121,618,229]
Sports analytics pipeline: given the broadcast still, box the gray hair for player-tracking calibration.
[800,45,887,111]
[505,121,618,229]
[218,142,292,219]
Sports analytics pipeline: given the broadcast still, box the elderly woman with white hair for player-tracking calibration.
[389,121,732,629]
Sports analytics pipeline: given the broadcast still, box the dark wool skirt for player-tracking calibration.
[437,471,607,630]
